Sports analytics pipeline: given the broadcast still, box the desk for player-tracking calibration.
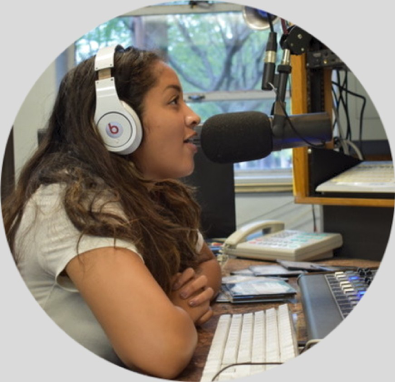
[176,257,380,381]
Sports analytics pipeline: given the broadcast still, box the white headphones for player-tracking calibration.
[94,45,143,155]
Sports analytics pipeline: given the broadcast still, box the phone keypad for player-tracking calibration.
[248,231,332,249]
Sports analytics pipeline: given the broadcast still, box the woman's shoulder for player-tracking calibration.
[30,183,66,207]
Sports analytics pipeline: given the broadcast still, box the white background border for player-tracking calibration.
[1,1,393,381]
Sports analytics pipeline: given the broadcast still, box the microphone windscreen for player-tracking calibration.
[200,111,273,164]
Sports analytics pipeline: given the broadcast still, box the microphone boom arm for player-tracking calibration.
[270,25,320,148]
[271,45,292,144]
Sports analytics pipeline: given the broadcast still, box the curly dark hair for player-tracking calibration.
[2,46,201,294]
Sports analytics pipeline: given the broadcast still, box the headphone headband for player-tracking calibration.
[95,45,126,72]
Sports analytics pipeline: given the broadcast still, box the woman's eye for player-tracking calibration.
[170,96,180,105]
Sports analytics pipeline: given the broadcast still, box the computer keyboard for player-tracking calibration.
[315,161,395,194]
[200,304,298,381]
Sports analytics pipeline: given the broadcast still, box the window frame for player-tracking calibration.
[81,2,295,192]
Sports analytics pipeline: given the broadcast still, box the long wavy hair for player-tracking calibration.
[2,46,202,294]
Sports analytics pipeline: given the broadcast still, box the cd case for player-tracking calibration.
[248,264,305,277]
[276,259,341,272]
[220,277,297,304]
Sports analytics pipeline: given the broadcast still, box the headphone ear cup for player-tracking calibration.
[94,76,143,155]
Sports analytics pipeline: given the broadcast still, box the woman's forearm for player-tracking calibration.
[197,243,222,299]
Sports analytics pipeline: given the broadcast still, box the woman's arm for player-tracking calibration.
[172,242,222,312]
[197,242,222,297]
[66,246,210,379]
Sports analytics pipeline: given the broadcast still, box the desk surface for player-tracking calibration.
[176,257,380,381]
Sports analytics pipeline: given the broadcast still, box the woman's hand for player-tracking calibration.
[170,268,214,325]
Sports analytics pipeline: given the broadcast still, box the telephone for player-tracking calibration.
[222,220,343,262]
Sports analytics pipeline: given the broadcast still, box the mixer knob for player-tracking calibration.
[364,277,372,286]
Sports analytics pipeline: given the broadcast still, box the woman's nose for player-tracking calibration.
[185,108,201,127]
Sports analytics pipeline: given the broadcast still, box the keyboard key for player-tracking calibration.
[201,304,298,381]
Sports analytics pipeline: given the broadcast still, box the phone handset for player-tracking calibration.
[224,220,285,248]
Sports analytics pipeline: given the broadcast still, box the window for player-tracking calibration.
[75,1,293,191]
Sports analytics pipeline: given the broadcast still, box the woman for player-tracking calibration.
[2,45,222,379]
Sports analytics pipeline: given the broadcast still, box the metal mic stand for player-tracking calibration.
[271,26,312,142]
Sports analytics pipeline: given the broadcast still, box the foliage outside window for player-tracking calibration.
[75,1,293,191]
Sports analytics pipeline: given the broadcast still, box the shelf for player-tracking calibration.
[294,195,394,208]
[292,147,394,207]
[290,56,394,209]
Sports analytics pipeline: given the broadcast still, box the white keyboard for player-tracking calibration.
[200,304,298,381]
[316,161,395,194]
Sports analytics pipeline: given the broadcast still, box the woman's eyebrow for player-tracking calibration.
[164,84,182,93]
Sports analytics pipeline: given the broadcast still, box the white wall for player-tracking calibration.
[13,62,57,177]
[337,73,388,142]
[235,192,322,231]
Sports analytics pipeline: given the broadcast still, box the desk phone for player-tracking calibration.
[222,220,343,262]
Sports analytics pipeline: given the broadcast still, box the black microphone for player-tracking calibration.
[199,111,332,164]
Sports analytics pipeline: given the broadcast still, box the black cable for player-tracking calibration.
[268,13,274,32]
[334,70,349,140]
[209,339,327,381]
[331,85,340,129]
[342,72,350,137]
[331,80,367,154]
[211,361,283,381]
[210,339,319,381]
[311,204,317,232]
[278,100,327,149]
[334,70,352,141]
[341,71,351,140]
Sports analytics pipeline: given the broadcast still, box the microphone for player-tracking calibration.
[199,111,332,164]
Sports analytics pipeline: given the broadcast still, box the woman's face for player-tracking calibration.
[132,62,201,181]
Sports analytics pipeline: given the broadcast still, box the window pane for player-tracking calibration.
[75,3,292,172]
[186,98,276,120]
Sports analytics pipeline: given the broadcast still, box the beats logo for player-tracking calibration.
[106,122,123,138]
